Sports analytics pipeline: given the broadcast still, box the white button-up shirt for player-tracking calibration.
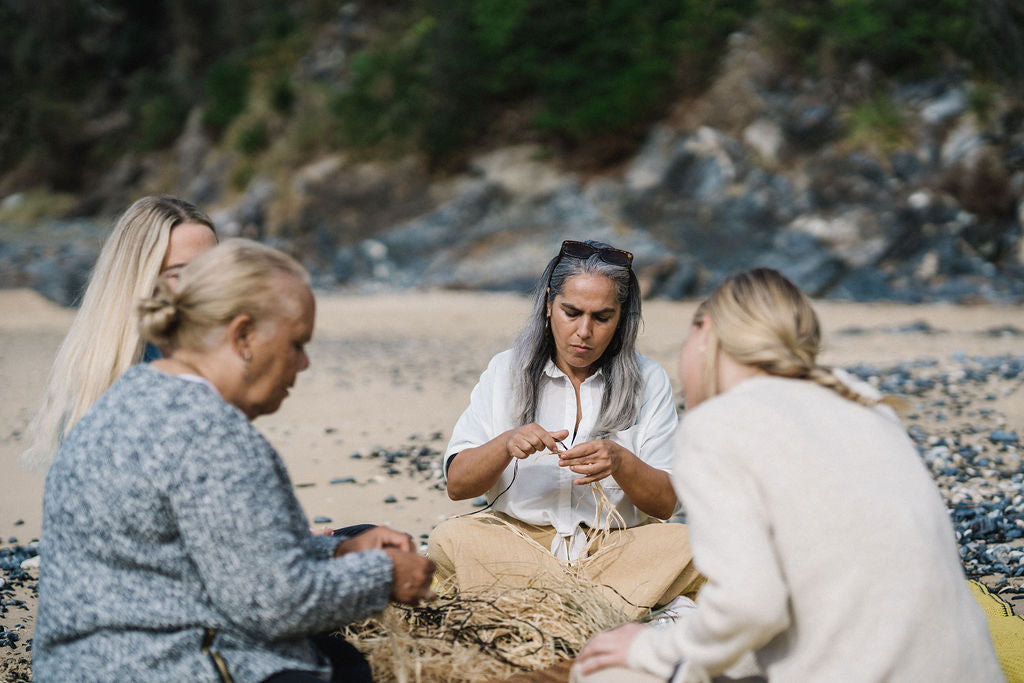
[445,349,678,560]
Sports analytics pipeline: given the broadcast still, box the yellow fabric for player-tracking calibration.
[969,579,1024,682]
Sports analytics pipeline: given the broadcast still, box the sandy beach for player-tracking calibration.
[2,288,1023,679]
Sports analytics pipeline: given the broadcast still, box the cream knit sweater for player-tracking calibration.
[628,376,1002,683]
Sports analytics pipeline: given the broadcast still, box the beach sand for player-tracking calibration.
[2,289,1023,679]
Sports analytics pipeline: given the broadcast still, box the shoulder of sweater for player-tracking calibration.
[682,377,792,429]
[122,364,252,428]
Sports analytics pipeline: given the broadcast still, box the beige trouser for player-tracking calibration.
[428,513,704,619]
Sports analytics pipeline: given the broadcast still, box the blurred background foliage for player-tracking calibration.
[333,0,755,158]
[1,0,1022,197]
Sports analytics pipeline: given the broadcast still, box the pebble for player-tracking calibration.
[855,352,1024,593]
[329,476,356,485]
[990,429,1019,444]
[312,516,332,524]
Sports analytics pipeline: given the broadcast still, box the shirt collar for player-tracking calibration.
[542,358,605,382]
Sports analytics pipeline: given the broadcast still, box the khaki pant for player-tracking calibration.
[428,513,703,619]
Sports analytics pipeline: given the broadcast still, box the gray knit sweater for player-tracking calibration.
[35,364,393,682]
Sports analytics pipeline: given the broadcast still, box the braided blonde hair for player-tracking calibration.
[697,268,896,408]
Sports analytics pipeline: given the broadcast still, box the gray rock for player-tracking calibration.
[625,125,682,192]
[921,88,967,127]
[754,229,845,296]
[743,118,784,163]
[782,95,836,149]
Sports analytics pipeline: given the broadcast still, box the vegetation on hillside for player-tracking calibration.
[1,0,1021,202]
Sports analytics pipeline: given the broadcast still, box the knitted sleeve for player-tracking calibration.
[163,397,393,638]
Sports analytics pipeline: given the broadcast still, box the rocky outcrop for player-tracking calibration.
[3,32,1024,305]
[286,33,1024,302]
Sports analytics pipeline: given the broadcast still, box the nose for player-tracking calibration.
[577,317,593,340]
[298,350,310,372]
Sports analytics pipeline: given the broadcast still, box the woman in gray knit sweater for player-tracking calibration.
[35,239,434,682]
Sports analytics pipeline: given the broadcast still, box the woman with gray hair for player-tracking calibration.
[429,240,701,618]
[35,239,434,682]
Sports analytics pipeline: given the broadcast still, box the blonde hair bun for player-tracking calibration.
[137,279,181,347]
[137,238,309,353]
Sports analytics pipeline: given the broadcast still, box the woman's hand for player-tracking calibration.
[574,621,645,675]
[447,425,569,500]
[504,424,569,460]
[333,526,414,557]
[558,439,629,484]
[385,549,436,604]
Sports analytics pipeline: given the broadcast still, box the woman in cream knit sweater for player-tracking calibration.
[574,268,1001,682]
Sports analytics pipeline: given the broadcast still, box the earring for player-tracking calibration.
[242,351,252,365]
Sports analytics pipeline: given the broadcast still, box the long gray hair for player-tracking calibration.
[510,240,643,436]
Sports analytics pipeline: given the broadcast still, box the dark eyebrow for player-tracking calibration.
[559,302,617,315]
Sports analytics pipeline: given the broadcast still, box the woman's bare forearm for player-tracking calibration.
[445,430,515,500]
[613,455,677,519]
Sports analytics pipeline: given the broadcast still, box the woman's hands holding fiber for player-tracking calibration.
[559,439,629,484]
[504,424,569,460]
[331,526,434,604]
[333,526,414,556]
[385,550,436,604]
[574,621,645,674]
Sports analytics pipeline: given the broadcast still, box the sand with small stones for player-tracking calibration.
[2,288,1023,680]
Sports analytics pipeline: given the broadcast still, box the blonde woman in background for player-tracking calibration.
[23,196,217,466]
[572,268,1001,682]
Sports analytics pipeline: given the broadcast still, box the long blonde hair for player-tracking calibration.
[696,268,897,407]
[138,239,310,353]
[22,196,215,467]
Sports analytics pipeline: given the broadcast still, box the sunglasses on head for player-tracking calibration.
[556,240,633,268]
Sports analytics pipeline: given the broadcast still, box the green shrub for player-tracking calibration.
[270,74,296,114]
[236,120,270,155]
[204,57,251,132]
[759,0,980,76]
[332,16,437,153]
[137,92,189,150]
[846,92,907,153]
[333,0,754,158]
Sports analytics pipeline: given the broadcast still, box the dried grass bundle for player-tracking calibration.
[343,580,630,682]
